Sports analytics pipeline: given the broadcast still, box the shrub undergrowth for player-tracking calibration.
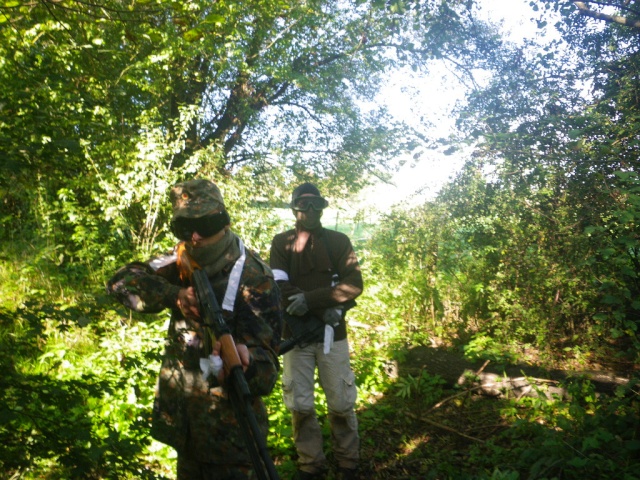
[1,213,638,479]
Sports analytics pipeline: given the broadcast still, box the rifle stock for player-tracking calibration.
[177,243,280,480]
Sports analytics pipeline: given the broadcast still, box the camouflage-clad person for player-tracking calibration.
[107,179,282,480]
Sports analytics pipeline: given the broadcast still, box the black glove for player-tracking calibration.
[323,308,342,327]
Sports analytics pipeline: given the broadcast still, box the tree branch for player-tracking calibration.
[574,1,640,30]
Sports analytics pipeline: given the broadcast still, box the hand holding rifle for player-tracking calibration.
[212,340,251,383]
[176,242,280,480]
[176,286,200,320]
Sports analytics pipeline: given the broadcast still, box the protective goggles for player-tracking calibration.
[292,196,328,211]
[171,211,230,241]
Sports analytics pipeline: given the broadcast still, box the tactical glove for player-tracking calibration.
[287,293,309,316]
[323,307,342,327]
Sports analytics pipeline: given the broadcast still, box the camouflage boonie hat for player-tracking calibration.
[170,179,225,220]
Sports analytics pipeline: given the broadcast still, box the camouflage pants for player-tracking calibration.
[177,453,257,480]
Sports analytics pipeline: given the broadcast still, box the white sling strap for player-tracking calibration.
[222,238,246,312]
[201,238,246,378]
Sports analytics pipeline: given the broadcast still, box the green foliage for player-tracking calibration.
[463,334,518,365]
[488,470,520,480]
[2,0,640,477]
[262,378,297,477]
[584,171,640,349]
[2,0,498,261]
[467,377,640,480]
[395,370,446,404]
[0,299,174,479]
[438,0,640,361]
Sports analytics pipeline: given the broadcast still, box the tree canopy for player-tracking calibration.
[1,0,639,478]
[1,0,502,259]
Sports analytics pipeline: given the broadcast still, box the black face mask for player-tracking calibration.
[171,211,231,241]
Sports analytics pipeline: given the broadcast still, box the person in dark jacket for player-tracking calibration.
[107,179,282,480]
[270,183,363,480]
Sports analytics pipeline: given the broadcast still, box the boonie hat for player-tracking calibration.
[170,179,225,220]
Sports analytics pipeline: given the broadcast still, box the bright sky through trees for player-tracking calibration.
[360,0,541,211]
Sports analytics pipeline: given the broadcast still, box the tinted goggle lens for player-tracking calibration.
[292,197,328,211]
[171,212,230,241]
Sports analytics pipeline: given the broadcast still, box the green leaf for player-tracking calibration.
[183,28,203,42]
[624,440,640,451]
[567,456,589,468]
[567,129,583,139]
[204,13,225,25]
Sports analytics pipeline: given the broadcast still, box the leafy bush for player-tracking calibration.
[463,334,518,365]
[0,297,174,479]
[467,377,640,480]
[395,370,446,404]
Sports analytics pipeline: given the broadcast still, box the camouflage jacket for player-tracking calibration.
[107,237,282,463]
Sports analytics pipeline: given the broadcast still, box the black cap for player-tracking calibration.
[291,183,322,205]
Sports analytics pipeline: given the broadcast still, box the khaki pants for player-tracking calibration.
[282,339,359,473]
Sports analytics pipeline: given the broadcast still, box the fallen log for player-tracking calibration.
[399,346,631,400]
